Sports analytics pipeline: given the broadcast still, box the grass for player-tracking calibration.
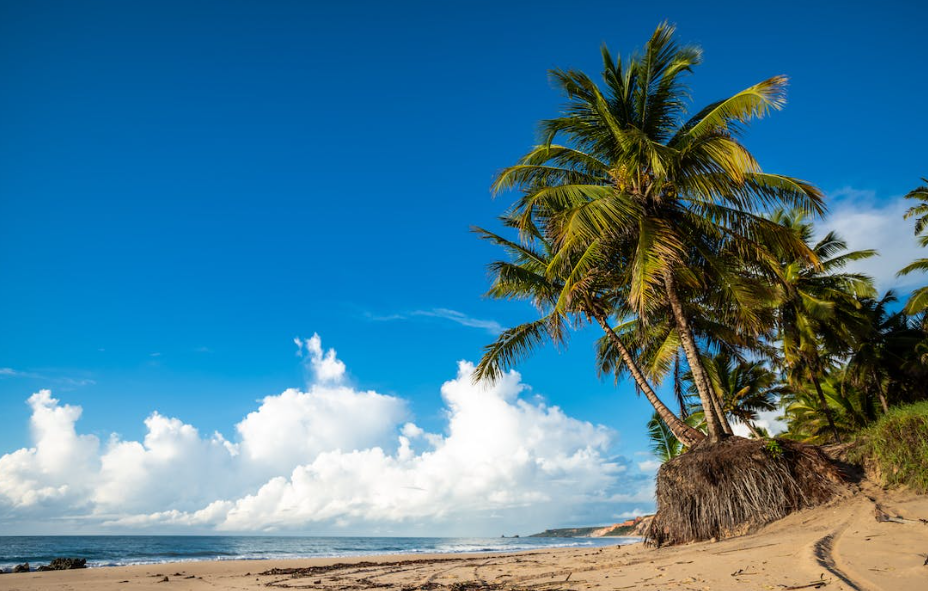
[850,400,928,493]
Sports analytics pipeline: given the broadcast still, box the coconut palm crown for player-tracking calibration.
[899,178,928,313]
[484,23,824,442]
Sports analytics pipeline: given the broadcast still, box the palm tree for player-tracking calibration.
[781,372,872,444]
[684,350,783,438]
[474,216,705,447]
[647,411,685,462]
[844,292,921,414]
[899,178,928,313]
[767,211,876,442]
[489,23,824,443]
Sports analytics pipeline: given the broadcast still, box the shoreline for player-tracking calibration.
[1,484,925,590]
[0,537,640,572]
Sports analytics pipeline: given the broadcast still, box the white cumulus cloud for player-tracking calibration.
[0,336,644,535]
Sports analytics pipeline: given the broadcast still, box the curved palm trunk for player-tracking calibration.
[708,382,734,437]
[872,369,890,414]
[662,269,730,443]
[593,314,705,447]
[745,421,763,439]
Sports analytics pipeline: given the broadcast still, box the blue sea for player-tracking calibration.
[0,536,639,570]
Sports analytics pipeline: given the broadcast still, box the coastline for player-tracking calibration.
[1,483,925,591]
[0,536,635,571]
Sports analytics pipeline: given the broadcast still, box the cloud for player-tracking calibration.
[0,368,95,387]
[201,362,618,532]
[605,482,655,504]
[730,408,787,439]
[411,309,504,334]
[294,334,347,382]
[0,336,643,535]
[637,459,661,473]
[366,309,503,335]
[0,391,100,508]
[822,187,923,292]
[236,386,407,478]
[615,508,648,519]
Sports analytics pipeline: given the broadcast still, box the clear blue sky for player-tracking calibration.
[1,0,926,471]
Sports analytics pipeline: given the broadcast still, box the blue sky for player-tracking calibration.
[1,0,926,534]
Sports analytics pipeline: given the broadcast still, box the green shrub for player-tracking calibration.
[850,401,928,493]
[763,439,784,459]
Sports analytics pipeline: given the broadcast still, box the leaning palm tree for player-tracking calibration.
[684,350,783,438]
[899,178,928,313]
[490,23,824,443]
[474,215,704,447]
[767,210,876,442]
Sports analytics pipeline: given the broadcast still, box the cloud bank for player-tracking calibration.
[823,187,923,291]
[0,335,647,535]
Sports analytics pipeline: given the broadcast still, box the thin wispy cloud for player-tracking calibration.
[0,367,96,387]
[366,308,503,335]
[412,309,504,334]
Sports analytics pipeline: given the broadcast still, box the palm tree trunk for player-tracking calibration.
[872,369,890,414]
[593,314,705,447]
[709,382,734,436]
[745,421,764,439]
[662,269,729,443]
[810,372,842,444]
[673,353,688,418]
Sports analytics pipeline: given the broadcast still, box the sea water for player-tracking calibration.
[0,536,639,570]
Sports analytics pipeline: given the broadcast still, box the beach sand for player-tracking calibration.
[2,482,925,591]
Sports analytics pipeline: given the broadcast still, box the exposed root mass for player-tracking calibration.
[647,437,844,546]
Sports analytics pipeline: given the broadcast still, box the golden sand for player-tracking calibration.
[2,482,925,591]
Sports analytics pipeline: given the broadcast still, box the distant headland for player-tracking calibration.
[528,515,652,538]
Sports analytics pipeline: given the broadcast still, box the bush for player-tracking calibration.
[851,401,928,493]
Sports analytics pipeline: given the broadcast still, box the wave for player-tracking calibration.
[0,536,642,570]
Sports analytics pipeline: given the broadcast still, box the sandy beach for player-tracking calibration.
[2,481,924,591]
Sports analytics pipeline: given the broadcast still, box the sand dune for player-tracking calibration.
[2,481,925,591]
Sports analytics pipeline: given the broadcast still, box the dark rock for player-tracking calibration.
[13,563,30,573]
[36,558,86,571]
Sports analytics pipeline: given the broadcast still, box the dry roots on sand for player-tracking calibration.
[647,437,845,546]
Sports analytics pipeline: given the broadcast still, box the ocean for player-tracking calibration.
[0,535,639,570]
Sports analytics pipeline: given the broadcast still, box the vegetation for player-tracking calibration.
[475,23,928,542]
[475,22,822,447]
[850,401,928,493]
[900,179,928,314]
[528,523,644,537]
